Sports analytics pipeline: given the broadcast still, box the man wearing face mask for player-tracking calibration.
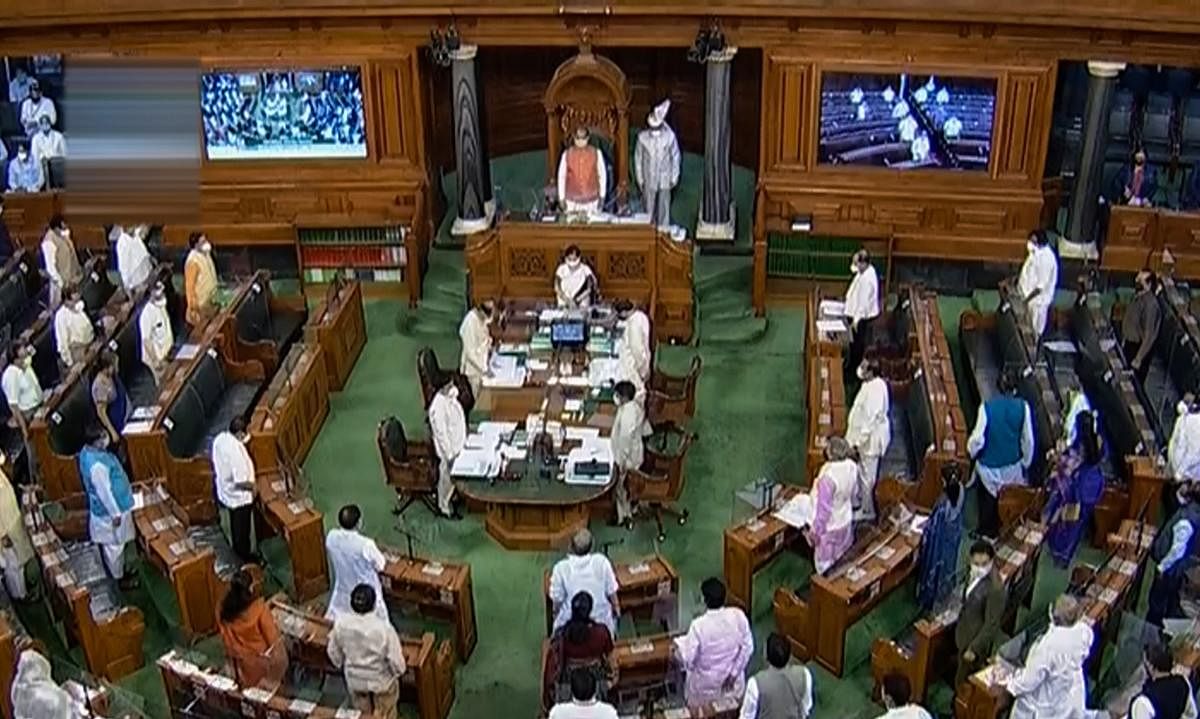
[324,504,389,622]
[139,282,174,386]
[615,299,652,386]
[966,368,1034,538]
[954,540,1005,689]
[845,358,890,520]
[428,372,466,519]
[184,230,220,328]
[78,428,136,586]
[611,380,647,527]
[30,115,65,165]
[18,80,55,136]
[1127,642,1197,719]
[1121,269,1161,386]
[41,214,81,309]
[1168,393,1200,517]
[555,245,596,310]
[52,286,94,369]
[1017,229,1058,338]
[1120,148,1156,208]
[1147,482,1200,627]
[6,142,44,193]
[844,249,880,371]
[211,417,259,563]
[2,342,43,439]
[634,99,681,229]
[458,299,496,399]
[1004,594,1094,719]
[557,127,607,215]
[112,223,154,292]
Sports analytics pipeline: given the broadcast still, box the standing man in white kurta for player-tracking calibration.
[458,300,495,399]
[1017,229,1058,338]
[610,381,646,526]
[325,504,389,622]
[549,529,619,635]
[53,286,94,369]
[78,430,135,583]
[634,99,681,229]
[114,223,155,293]
[846,358,891,520]
[615,299,652,385]
[138,282,173,386]
[555,245,596,309]
[1004,594,1093,719]
[428,373,466,520]
[845,248,880,371]
[211,417,258,563]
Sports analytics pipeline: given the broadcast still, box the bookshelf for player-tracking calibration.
[296,225,408,297]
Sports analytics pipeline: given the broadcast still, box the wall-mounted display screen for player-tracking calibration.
[201,68,367,160]
[819,72,996,170]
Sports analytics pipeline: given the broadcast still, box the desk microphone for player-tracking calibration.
[600,537,624,556]
[393,525,423,559]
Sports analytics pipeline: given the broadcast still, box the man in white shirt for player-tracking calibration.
[739,633,813,719]
[427,373,466,519]
[2,342,42,437]
[1128,643,1198,719]
[555,245,596,309]
[674,577,754,708]
[1017,229,1059,338]
[548,669,619,719]
[138,282,173,386]
[845,248,880,370]
[19,81,56,136]
[615,299,652,385]
[325,504,389,622]
[7,68,33,105]
[846,358,890,520]
[79,429,136,586]
[327,584,405,719]
[549,529,619,635]
[872,673,932,719]
[1168,393,1200,515]
[6,144,43,193]
[30,116,65,165]
[112,223,154,292]
[458,300,495,399]
[52,286,94,368]
[210,417,258,563]
[611,380,646,526]
[1004,594,1094,719]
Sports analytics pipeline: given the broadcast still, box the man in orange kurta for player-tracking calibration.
[184,230,219,328]
[556,127,607,214]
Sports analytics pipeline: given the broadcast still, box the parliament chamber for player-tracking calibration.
[2,2,1200,719]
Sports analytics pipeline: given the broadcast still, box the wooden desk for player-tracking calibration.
[804,290,847,474]
[381,552,478,662]
[1,191,61,248]
[303,278,367,391]
[542,555,679,635]
[870,519,1044,703]
[774,508,926,676]
[268,597,456,719]
[722,485,803,611]
[255,466,329,602]
[248,341,331,469]
[214,269,309,377]
[610,631,680,707]
[465,222,694,344]
[1103,205,1200,278]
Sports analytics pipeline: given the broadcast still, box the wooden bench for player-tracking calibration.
[380,551,478,662]
[542,555,679,636]
[216,270,308,377]
[253,462,329,602]
[304,277,367,391]
[247,341,330,470]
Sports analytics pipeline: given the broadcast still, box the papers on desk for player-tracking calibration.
[477,421,518,438]
[122,419,154,436]
[565,426,600,441]
[451,449,500,479]
[816,319,847,335]
[565,440,613,485]
[772,493,814,529]
[497,343,529,355]
[499,444,527,461]
[819,299,847,317]
[485,355,527,388]
[563,399,583,413]
[527,358,550,372]
[589,358,621,386]
[909,514,929,534]
[465,433,500,451]
[132,491,146,510]
[539,309,567,322]
[242,687,274,704]
[1043,340,1077,354]
[130,405,159,421]
[560,375,590,387]
[175,343,201,361]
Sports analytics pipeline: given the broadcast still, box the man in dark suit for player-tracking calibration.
[954,539,1006,689]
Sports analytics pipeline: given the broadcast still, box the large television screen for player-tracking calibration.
[201,68,367,160]
[818,72,996,170]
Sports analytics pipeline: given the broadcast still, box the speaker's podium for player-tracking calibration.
[464,221,694,344]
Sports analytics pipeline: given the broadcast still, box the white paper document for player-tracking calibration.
[465,433,501,451]
[819,300,847,317]
[772,493,814,529]
[565,426,601,441]
[451,449,500,479]
[816,319,847,335]
[565,441,613,485]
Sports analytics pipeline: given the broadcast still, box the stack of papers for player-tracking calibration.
[451,449,500,479]
[539,309,567,323]
[816,318,847,335]
[819,299,847,317]
[465,433,501,451]
[485,355,527,388]
[477,421,518,438]
[588,358,621,386]
[565,426,600,441]
[772,494,814,529]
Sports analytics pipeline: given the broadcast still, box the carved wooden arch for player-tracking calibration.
[543,46,632,201]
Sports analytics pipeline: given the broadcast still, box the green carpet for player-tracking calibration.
[15,255,1145,718]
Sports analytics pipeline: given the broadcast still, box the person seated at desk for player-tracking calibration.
[112,223,153,293]
[1168,393,1200,517]
[8,67,34,106]
[954,540,1005,690]
[1122,269,1161,386]
[739,632,813,719]
[42,214,81,309]
[11,648,85,719]
[428,372,466,520]
[615,299,652,386]
[217,568,287,689]
[1147,482,1200,628]
[673,577,753,708]
[0,196,16,263]
[544,591,614,708]
[1017,229,1058,339]
[1044,410,1104,568]
[30,116,65,166]
[211,417,259,564]
[550,529,619,637]
[916,465,965,612]
[79,429,135,587]
[458,299,496,399]
[555,245,596,310]
[549,669,619,719]
[1128,642,1198,719]
[2,341,43,439]
[6,143,44,194]
[1117,148,1156,208]
[19,81,56,136]
[874,673,932,719]
[846,358,890,521]
[139,281,173,387]
[328,584,406,719]
[91,352,129,445]
[326,504,388,622]
[845,248,880,371]
[1002,594,1093,719]
[53,285,94,369]
[967,368,1034,538]
[184,230,219,329]
[611,380,647,527]
[805,436,857,574]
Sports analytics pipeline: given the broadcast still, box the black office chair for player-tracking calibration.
[47,157,65,189]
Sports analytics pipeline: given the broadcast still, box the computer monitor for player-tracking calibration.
[550,318,587,349]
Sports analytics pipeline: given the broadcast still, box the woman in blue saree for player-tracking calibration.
[916,464,965,611]
[1044,410,1104,567]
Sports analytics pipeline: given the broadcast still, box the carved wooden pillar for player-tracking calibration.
[450,45,493,236]
[1065,61,1125,249]
[697,46,738,242]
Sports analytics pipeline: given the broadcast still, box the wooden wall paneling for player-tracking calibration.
[373,54,426,166]
[996,70,1050,180]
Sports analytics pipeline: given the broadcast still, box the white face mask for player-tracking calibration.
[153,296,167,308]
[61,228,71,238]
[856,365,869,380]
[17,152,27,162]
[1026,241,1037,254]
[850,262,859,275]
[573,137,588,148]
[567,259,581,270]
[1179,400,1191,416]
[970,562,990,581]
[72,300,84,312]
[200,241,212,253]
[19,356,31,369]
